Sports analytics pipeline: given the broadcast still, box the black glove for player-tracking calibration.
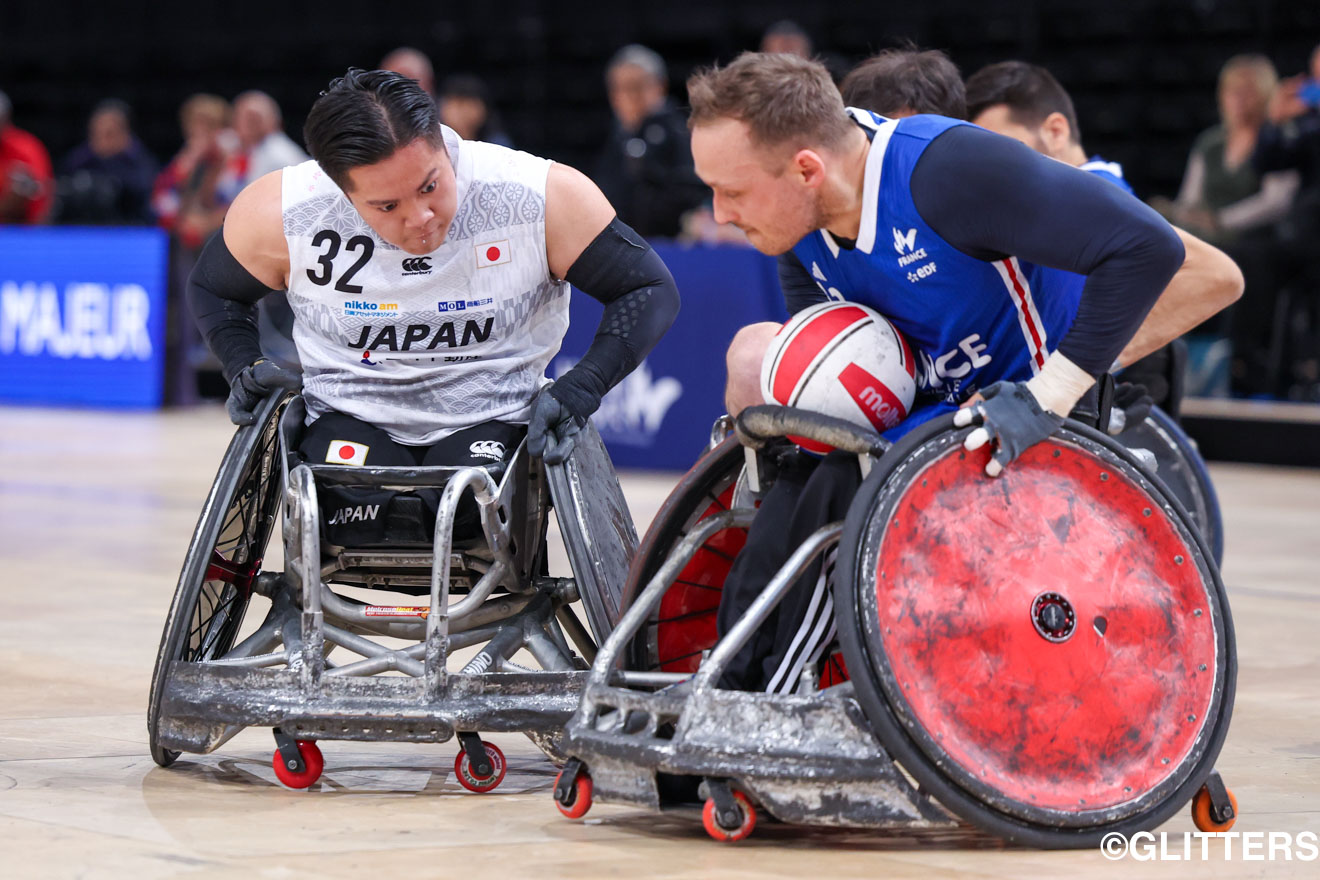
[1108,381,1153,435]
[226,359,302,426]
[527,384,589,465]
[953,381,1065,477]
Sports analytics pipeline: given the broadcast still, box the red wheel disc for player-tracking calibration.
[871,439,1219,817]
[654,485,746,672]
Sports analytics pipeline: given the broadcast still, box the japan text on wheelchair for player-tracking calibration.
[552,403,1238,847]
[148,392,636,790]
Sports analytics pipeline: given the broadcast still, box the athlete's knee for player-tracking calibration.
[725,322,781,416]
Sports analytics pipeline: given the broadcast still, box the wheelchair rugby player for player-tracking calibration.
[553,52,1242,846]
[148,68,679,789]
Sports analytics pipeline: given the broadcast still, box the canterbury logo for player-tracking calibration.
[468,440,505,461]
[401,257,432,274]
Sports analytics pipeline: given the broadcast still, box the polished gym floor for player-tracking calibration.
[1,404,1317,879]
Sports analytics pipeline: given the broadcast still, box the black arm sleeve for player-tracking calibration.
[777,251,829,315]
[187,231,278,382]
[910,126,1185,376]
[553,217,680,416]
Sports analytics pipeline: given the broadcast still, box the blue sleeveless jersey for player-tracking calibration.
[791,111,1083,437]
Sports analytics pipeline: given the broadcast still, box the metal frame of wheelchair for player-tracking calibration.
[553,406,1238,846]
[148,392,636,790]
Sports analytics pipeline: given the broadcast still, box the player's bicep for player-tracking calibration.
[545,162,616,280]
[222,170,290,290]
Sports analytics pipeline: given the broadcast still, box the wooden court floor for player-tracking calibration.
[1,404,1317,879]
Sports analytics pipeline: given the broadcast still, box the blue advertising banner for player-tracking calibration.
[555,242,785,470]
[0,226,169,408]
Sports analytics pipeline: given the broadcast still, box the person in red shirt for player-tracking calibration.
[0,90,54,223]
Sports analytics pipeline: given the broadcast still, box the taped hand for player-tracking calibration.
[227,359,302,426]
[527,385,588,465]
[952,381,1064,477]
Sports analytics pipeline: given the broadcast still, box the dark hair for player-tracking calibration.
[303,68,443,191]
[840,48,965,119]
[965,61,1081,143]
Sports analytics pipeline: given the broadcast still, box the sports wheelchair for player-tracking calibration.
[552,405,1237,846]
[148,392,635,790]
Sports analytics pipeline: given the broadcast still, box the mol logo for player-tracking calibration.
[401,257,432,275]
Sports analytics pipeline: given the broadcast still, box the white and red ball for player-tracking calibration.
[760,301,917,453]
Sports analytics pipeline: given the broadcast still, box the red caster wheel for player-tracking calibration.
[272,739,324,789]
[553,766,593,819]
[454,741,507,793]
[1191,783,1238,832]
[702,790,756,842]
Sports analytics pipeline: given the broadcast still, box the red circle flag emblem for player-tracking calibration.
[486,246,501,262]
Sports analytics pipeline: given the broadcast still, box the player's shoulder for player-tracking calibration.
[223,169,290,287]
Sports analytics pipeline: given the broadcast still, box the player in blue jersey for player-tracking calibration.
[963,60,1205,417]
[686,52,1243,695]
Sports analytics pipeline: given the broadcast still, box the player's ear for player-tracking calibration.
[1041,112,1073,153]
[792,148,826,188]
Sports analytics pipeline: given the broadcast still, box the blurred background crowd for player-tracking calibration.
[2,0,1318,402]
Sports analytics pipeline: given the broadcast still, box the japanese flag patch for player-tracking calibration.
[476,240,511,268]
[327,440,369,466]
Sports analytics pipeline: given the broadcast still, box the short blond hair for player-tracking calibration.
[1218,54,1278,102]
[687,52,854,152]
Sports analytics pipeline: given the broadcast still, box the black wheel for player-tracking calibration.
[1114,405,1224,566]
[148,393,289,766]
[834,414,1235,848]
[622,436,749,673]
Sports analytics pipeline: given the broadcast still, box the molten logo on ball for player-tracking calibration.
[761,302,918,451]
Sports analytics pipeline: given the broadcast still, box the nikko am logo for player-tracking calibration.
[343,300,399,317]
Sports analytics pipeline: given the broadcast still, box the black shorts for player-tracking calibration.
[299,412,524,547]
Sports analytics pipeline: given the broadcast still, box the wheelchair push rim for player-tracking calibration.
[834,414,1235,847]
[1115,405,1224,566]
[147,393,289,767]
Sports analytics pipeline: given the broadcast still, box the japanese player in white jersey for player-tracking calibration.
[187,69,679,544]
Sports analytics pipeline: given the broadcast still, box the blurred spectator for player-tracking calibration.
[594,44,706,238]
[153,93,241,404]
[380,47,436,97]
[760,21,812,58]
[0,89,54,224]
[841,47,966,118]
[1255,44,1320,241]
[439,75,513,146]
[233,90,308,182]
[152,93,241,250]
[55,99,157,224]
[1154,55,1298,245]
[1251,44,1320,398]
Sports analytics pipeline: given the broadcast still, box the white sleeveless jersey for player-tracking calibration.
[280,129,569,444]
